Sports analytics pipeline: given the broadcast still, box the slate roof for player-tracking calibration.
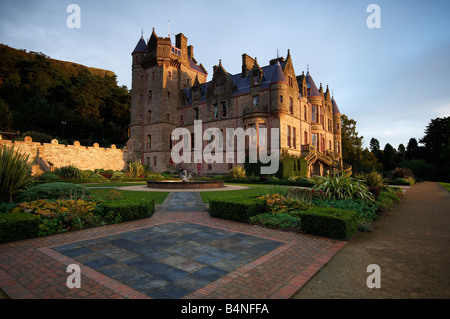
[132,36,147,53]
[305,71,321,97]
[332,97,341,114]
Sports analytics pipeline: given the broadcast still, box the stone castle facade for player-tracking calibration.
[128,29,346,177]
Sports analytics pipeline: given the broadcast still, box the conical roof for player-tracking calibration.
[305,71,321,97]
[332,96,341,114]
[271,61,287,84]
[132,36,147,54]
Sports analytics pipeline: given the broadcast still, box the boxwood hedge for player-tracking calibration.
[209,196,267,223]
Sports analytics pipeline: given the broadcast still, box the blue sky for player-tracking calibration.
[0,0,449,150]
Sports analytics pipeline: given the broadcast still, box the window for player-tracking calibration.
[147,111,151,123]
[148,90,152,102]
[259,123,267,148]
[213,105,219,119]
[180,114,184,123]
[312,133,318,149]
[152,72,155,80]
[329,140,332,150]
[312,105,318,122]
[304,105,307,121]
[168,71,172,80]
[292,127,296,149]
[288,76,293,87]
[249,124,257,146]
[167,92,171,99]
[287,125,292,148]
[193,107,199,120]
[191,133,195,149]
[187,78,191,86]
[304,131,308,145]
[253,95,259,107]
[146,135,151,150]
[322,136,325,152]
[280,95,284,104]
[289,97,293,114]
[167,114,170,121]
[253,74,259,86]
[153,156,157,166]
[221,101,227,118]
[208,164,212,171]
[337,141,341,153]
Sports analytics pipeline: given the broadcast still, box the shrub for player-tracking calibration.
[375,188,402,212]
[0,146,33,202]
[313,173,375,203]
[209,196,266,223]
[88,173,106,180]
[391,167,413,179]
[16,182,90,202]
[39,173,61,181]
[147,173,166,180]
[362,170,385,188]
[300,207,359,240]
[249,213,301,232]
[312,199,378,222]
[110,171,125,180]
[258,193,311,217]
[285,188,328,203]
[21,131,53,143]
[0,212,41,243]
[94,199,155,224]
[228,166,247,179]
[54,165,82,179]
[11,199,100,236]
[127,161,146,178]
[389,178,414,186]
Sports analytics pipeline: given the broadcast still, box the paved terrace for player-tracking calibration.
[0,186,346,299]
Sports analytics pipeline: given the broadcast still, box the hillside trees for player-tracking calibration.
[0,45,130,146]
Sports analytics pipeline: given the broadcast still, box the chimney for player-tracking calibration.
[187,45,194,59]
[242,53,255,78]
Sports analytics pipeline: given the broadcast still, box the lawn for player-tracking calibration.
[90,188,169,204]
[82,182,147,187]
[439,182,450,192]
[200,185,291,203]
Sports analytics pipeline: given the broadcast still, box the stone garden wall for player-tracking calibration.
[0,135,128,174]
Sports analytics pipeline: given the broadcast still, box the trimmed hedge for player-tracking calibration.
[300,207,359,240]
[0,213,41,243]
[94,199,155,224]
[16,182,90,202]
[209,196,267,223]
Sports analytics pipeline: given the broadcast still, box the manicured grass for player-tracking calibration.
[200,186,289,203]
[90,188,169,204]
[83,182,147,187]
[439,182,450,192]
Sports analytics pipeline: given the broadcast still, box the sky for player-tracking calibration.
[0,0,449,150]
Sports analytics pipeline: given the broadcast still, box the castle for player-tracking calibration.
[128,29,347,177]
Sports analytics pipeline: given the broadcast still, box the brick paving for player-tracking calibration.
[0,192,346,299]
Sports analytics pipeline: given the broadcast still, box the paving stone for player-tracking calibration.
[84,256,116,269]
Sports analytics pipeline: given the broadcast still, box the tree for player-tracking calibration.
[406,138,419,160]
[369,137,383,163]
[396,143,406,165]
[419,116,450,181]
[419,117,450,164]
[382,143,397,171]
[0,98,13,131]
[341,114,364,170]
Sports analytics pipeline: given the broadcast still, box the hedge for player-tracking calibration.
[0,213,41,243]
[209,196,267,223]
[94,199,155,224]
[16,182,90,202]
[300,207,359,240]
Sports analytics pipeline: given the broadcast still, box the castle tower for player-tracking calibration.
[129,35,147,161]
[332,95,342,161]
[128,28,207,170]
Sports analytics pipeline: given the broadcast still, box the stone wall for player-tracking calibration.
[0,135,128,174]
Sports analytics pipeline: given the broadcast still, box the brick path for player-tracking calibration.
[0,192,346,299]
